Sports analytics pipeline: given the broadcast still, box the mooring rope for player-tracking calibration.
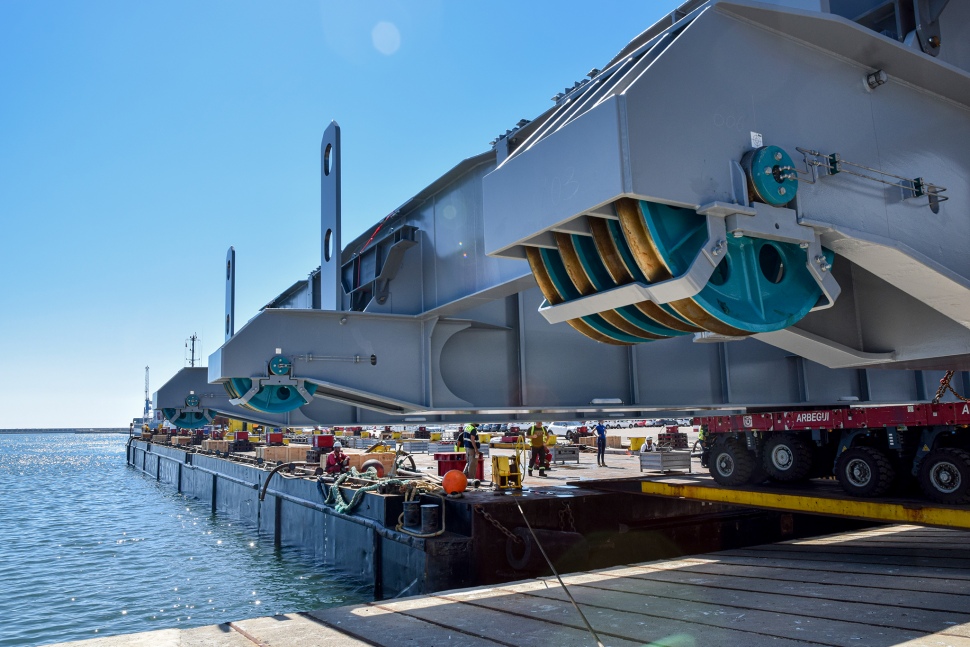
[315,467,393,514]
[513,498,604,647]
[394,481,447,538]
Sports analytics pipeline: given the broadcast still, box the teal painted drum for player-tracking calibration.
[570,235,687,338]
[602,219,697,329]
[162,407,211,429]
[268,355,292,376]
[184,394,200,408]
[537,248,660,344]
[638,200,831,334]
[224,378,317,413]
[742,145,798,207]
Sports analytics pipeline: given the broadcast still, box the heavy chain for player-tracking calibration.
[474,504,522,544]
[559,503,576,532]
[933,370,970,404]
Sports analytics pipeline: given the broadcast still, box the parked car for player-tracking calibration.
[546,421,582,436]
[606,419,634,429]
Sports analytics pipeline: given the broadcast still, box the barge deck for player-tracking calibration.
[49,523,970,646]
[128,439,859,599]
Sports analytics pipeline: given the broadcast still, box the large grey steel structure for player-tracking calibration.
[156,0,970,427]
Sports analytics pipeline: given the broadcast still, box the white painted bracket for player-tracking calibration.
[228,375,315,408]
[538,208,730,324]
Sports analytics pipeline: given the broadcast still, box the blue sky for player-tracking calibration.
[0,1,682,427]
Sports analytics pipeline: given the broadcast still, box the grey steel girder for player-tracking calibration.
[484,0,970,370]
[206,283,966,425]
[184,0,970,426]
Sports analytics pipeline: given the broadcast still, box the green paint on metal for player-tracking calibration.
[572,235,686,338]
[606,218,647,283]
[639,199,830,333]
[268,355,292,376]
[747,145,798,207]
[224,377,318,413]
[604,219,695,326]
[162,407,211,429]
[537,248,656,343]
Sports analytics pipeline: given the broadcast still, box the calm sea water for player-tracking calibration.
[0,433,369,647]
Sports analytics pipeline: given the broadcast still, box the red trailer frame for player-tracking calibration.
[693,403,970,504]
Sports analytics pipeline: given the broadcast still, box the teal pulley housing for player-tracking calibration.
[224,378,317,413]
[269,355,292,376]
[741,145,798,207]
[162,408,212,429]
[637,200,830,334]
[223,354,316,413]
[526,194,833,341]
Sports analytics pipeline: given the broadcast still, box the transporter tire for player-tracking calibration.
[919,448,970,504]
[709,438,756,486]
[836,446,895,497]
[763,434,813,482]
[748,460,770,486]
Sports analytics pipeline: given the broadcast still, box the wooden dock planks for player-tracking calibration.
[48,525,970,647]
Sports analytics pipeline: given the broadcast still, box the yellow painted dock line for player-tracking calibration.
[640,479,970,529]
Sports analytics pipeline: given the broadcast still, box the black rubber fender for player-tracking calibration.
[505,528,589,572]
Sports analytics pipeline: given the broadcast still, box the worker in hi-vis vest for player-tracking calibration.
[527,422,549,477]
[462,422,480,479]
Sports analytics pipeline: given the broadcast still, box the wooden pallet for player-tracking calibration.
[256,445,312,462]
[202,439,230,452]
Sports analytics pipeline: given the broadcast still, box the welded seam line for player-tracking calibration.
[632,561,970,601]
[715,548,970,570]
[565,576,970,636]
[434,593,648,646]
[720,545,970,563]
[366,600,520,647]
[438,589,835,647]
[633,558,970,589]
[512,497,605,647]
[745,544,970,557]
[506,584,925,647]
[296,611,384,647]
